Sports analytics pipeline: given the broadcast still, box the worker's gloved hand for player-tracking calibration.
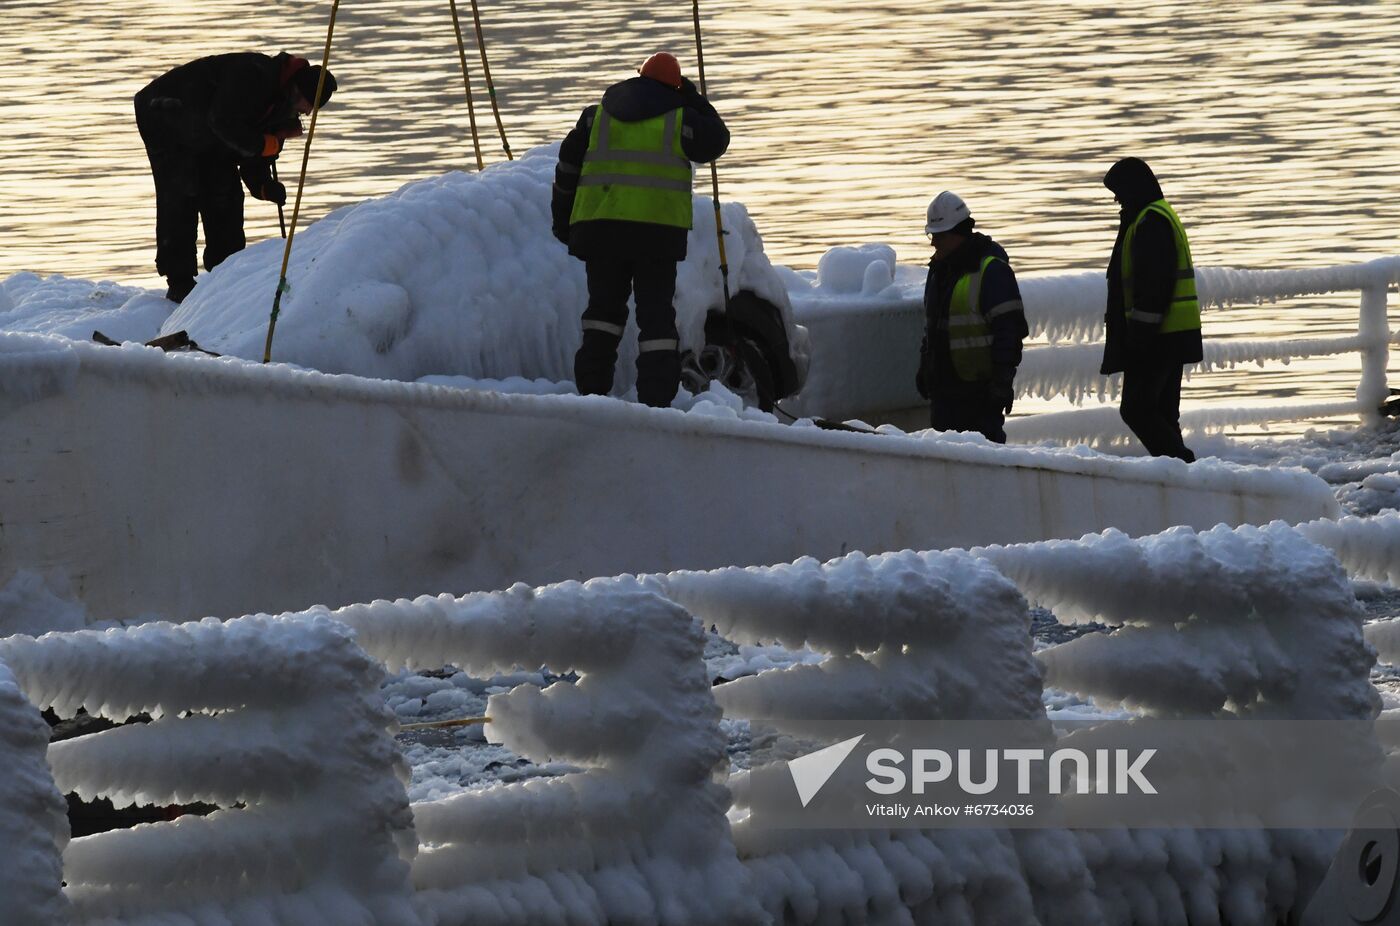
[990,374,1016,415]
[679,76,701,99]
[915,348,931,400]
[552,222,570,245]
[261,120,303,157]
[258,180,287,206]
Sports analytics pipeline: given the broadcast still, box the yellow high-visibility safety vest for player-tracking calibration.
[1122,199,1202,334]
[948,255,1012,383]
[570,106,693,229]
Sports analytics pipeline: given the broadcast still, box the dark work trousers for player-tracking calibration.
[930,385,1007,444]
[136,109,246,283]
[1119,357,1195,462]
[575,258,681,408]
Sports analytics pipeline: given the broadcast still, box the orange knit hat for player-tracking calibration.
[638,52,683,89]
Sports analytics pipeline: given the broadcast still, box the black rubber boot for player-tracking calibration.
[164,276,196,304]
[636,349,681,408]
[574,329,620,396]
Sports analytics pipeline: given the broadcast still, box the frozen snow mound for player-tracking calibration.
[0,272,172,345]
[163,144,805,396]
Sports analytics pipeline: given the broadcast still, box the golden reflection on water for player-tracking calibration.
[1,0,1397,425]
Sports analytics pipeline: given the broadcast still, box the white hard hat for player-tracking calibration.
[925,191,971,235]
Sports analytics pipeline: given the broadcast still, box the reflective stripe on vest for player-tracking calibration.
[1122,199,1202,334]
[570,107,694,229]
[947,255,1002,383]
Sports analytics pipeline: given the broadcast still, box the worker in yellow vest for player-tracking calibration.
[916,192,1028,443]
[1100,157,1203,462]
[551,52,730,408]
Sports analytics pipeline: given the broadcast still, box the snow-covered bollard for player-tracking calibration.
[0,614,419,926]
[814,244,898,296]
[329,581,763,926]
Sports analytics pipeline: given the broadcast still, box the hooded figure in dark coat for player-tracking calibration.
[1101,157,1202,462]
[134,52,337,303]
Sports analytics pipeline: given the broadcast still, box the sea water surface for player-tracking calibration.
[1,0,1397,424]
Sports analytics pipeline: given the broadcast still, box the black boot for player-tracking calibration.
[636,349,681,408]
[574,329,620,396]
[164,276,196,304]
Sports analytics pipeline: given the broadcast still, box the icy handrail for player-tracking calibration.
[325,581,763,926]
[309,556,1050,924]
[790,255,1398,432]
[657,549,1047,726]
[1025,258,1400,344]
[794,257,1400,346]
[1294,510,1400,664]
[0,518,1381,925]
[0,614,419,926]
[328,582,724,777]
[1004,398,1368,448]
[665,522,1376,921]
[1299,509,1400,589]
[1015,334,1375,405]
[1011,262,1397,419]
[977,521,1378,720]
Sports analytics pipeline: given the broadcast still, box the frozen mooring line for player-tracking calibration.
[6,517,1400,925]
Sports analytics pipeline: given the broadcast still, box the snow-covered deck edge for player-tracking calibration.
[0,332,1337,623]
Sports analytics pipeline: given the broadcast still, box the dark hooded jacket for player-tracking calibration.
[134,52,309,200]
[1101,157,1204,374]
[551,75,730,261]
[920,231,1028,392]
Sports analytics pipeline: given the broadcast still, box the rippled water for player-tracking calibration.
[2,0,1398,426]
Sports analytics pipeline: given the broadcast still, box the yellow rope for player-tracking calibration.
[469,0,513,160]
[263,0,342,364]
[449,0,486,170]
[692,0,730,307]
[398,715,492,731]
